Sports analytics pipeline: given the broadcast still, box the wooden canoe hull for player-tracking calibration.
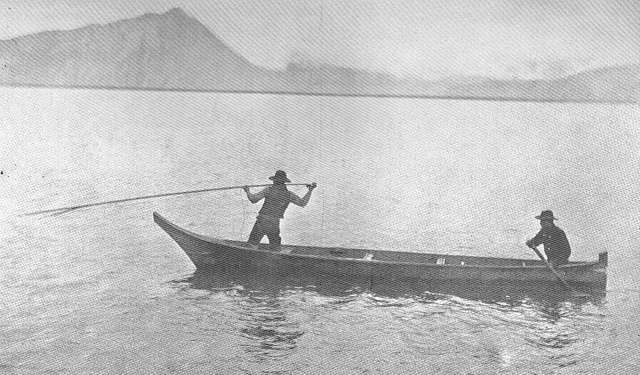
[154,212,607,286]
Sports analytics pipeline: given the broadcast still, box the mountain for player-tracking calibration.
[440,65,640,102]
[284,62,447,96]
[1,8,637,103]
[558,64,640,102]
[0,8,282,90]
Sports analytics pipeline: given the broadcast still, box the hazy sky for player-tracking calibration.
[1,0,638,79]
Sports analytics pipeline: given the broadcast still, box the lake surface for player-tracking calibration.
[1,87,639,374]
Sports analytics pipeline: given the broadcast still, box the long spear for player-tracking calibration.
[22,183,313,216]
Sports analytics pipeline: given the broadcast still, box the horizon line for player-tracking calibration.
[2,83,636,105]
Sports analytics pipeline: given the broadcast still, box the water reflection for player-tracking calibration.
[236,292,304,360]
[179,265,605,314]
[172,266,608,369]
[175,269,309,362]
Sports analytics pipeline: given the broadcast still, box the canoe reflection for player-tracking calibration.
[174,267,606,361]
[236,293,304,359]
[179,265,606,307]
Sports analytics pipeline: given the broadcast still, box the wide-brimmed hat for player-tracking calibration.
[269,170,291,183]
[535,210,558,221]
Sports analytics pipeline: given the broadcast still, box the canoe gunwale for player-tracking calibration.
[217,243,602,271]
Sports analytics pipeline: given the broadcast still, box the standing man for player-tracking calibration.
[243,170,316,249]
[526,210,572,266]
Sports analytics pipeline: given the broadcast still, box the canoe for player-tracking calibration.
[153,212,607,286]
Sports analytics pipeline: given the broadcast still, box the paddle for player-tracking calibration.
[22,183,314,216]
[527,245,588,297]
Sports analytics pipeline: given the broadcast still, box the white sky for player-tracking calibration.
[1,0,638,79]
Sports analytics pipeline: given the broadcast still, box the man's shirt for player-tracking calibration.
[530,225,571,263]
[247,186,307,219]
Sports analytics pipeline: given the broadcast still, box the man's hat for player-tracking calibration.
[535,210,558,221]
[269,170,291,183]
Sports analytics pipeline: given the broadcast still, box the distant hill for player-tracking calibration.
[558,64,640,102]
[284,62,447,96]
[1,8,637,103]
[0,8,281,90]
[440,65,640,102]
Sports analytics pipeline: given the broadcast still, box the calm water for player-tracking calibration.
[1,87,639,374]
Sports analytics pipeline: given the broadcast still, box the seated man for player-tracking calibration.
[526,210,572,266]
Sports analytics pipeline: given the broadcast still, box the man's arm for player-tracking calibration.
[290,183,317,207]
[243,186,268,204]
[526,230,543,248]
